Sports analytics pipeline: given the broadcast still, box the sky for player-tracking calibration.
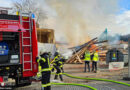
[0,0,130,45]
[119,0,130,13]
[0,0,12,7]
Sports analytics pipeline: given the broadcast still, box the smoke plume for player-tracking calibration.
[37,0,123,46]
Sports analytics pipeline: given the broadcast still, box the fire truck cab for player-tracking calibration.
[0,7,38,87]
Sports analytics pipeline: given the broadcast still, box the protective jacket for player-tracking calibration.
[84,52,91,61]
[93,52,99,62]
[53,55,62,67]
[37,53,51,72]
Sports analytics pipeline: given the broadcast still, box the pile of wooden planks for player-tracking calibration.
[66,38,98,64]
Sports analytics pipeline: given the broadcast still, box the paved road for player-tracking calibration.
[88,82,130,90]
[14,75,130,90]
[14,81,130,90]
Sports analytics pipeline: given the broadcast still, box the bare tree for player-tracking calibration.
[12,0,47,24]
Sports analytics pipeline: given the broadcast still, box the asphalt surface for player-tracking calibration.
[14,78,130,90]
[13,64,130,90]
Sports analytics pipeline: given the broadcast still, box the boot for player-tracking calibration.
[54,75,58,80]
[46,86,51,90]
[59,75,63,81]
[41,87,44,90]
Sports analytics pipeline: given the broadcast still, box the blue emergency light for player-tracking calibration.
[0,42,9,56]
[31,13,35,19]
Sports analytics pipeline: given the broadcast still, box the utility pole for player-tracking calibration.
[128,38,130,77]
[123,38,130,80]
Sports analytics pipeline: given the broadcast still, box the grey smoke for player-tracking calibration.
[35,0,128,46]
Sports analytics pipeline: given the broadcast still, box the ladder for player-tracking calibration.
[20,12,33,71]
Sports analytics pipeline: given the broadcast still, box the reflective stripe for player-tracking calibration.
[41,68,51,72]
[56,73,62,75]
[37,59,40,63]
[60,65,63,68]
[42,83,51,87]
[38,66,42,71]
[59,61,62,64]
[47,58,50,68]
[53,63,56,65]
[37,58,46,63]
[41,58,46,62]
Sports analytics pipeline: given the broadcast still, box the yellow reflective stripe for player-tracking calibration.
[53,63,56,65]
[37,58,46,63]
[59,61,62,64]
[42,83,51,87]
[38,66,42,71]
[37,59,40,63]
[41,68,51,72]
[56,73,62,75]
[41,58,46,62]
[47,58,50,68]
[60,65,63,68]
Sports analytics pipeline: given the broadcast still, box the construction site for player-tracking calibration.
[0,0,130,90]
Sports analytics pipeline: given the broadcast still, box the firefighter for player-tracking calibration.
[92,50,99,73]
[52,52,63,81]
[83,50,91,72]
[36,51,51,90]
[59,56,66,73]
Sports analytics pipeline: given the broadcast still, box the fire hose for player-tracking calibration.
[51,82,97,90]
[61,73,130,87]
[34,72,130,90]
[50,72,130,89]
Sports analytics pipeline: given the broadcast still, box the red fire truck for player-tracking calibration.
[0,8,38,87]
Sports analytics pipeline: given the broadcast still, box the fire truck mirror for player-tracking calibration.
[0,10,8,14]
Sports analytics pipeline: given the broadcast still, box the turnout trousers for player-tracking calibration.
[54,65,63,81]
[41,71,51,90]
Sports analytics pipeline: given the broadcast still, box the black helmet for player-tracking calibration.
[54,52,60,57]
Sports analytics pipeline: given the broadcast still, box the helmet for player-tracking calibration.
[54,52,60,57]
[40,49,45,56]
[96,49,98,52]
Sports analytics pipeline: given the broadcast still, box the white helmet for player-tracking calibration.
[40,49,45,55]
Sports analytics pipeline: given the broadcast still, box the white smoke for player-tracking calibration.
[35,0,129,46]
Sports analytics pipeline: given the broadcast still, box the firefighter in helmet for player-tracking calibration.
[52,52,63,81]
[36,50,51,90]
[59,56,66,73]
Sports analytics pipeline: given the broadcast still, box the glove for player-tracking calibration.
[52,68,54,72]
[37,72,42,78]
[36,56,41,62]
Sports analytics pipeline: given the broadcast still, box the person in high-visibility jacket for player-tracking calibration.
[92,50,99,73]
[36,52,51,90]
[83,50,91,72]
[52,52,63,81]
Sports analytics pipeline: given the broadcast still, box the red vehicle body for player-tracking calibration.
[0,9,38,87]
